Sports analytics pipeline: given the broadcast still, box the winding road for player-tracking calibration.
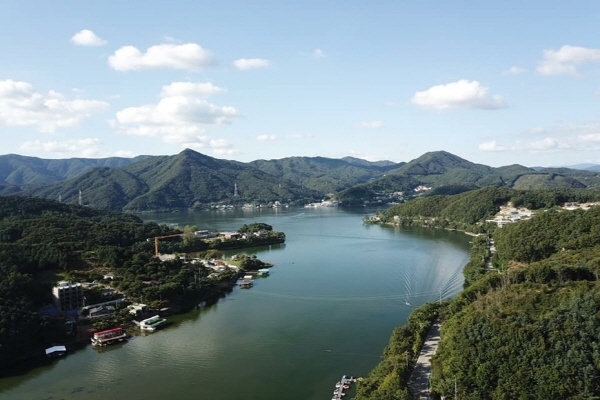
[408,320,442,399]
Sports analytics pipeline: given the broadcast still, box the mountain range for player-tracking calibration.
[1,150,599,211]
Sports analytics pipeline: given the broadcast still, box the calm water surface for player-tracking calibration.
[0,207,470,400]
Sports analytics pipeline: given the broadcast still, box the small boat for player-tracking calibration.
[45,345,66,357]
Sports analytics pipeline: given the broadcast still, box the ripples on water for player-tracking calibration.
[0,207,470,400]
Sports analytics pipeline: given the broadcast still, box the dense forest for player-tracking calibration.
[374,187,600,233]
[0,196,283,369]
[354,187,600,399]
[3,150,600,211]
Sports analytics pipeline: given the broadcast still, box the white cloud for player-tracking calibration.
[70,29,107,46]
[411,80,506,110]
[108,43,215,71]
[0,79,109,132]
[257,134,276,141]
[232,58,270,70]
[287,133,314,139]
[347,150,383,162]
[501,66,527,75]
[479,138,563,152]
[179,137,237,155]
[115,150,135,157]
[112,81,238,150]
[480,122,600,154]
[313,48,326,58]
[537,45,600,76]
[357,120,383,129]
[478,140,506,152]
[21,138,104,157]
[160,81,225,98]
[526,137,562,150]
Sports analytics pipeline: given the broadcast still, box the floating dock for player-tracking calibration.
[331,375,356,399]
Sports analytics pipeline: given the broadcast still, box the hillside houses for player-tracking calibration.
[486,206,534,227]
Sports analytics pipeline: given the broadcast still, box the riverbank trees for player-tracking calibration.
[0,196,283,369]
[373,187,600,234]
[355,187,600,399]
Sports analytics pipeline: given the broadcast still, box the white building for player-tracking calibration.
[52,281,84,311]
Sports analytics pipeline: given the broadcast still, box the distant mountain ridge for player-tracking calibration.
[1,149,598,211]
[0,153,149,185]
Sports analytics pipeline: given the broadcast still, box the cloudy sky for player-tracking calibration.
[1,1,600,167]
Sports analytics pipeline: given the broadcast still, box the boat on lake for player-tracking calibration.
[138,315,168,331]
[91,327,128,346]
[45,345,67,357]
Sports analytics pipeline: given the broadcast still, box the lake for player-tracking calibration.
[0,206,470,400]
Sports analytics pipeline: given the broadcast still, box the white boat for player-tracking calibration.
[139,315,167,331]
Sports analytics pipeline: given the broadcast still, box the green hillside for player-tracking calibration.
[20,149,323,211]
[2,149,599,211]
[249,155,397,193]
[0,153,145,185]
[356,188,600,399]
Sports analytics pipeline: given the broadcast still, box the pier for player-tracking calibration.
[331,375,356,399]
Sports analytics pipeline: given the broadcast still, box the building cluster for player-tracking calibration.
[413,185,432,192]
[486,206,534,227]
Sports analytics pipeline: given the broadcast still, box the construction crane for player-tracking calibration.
[154,234,184,257]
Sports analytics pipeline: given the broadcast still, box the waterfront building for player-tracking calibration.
[52,281,84,312]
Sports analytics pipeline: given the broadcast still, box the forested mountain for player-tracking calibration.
[340,156,400,168]
[339,152,599,205]
[0,153,147,185]
[1,149,599,211]
[431,207,600,399]
[376,187,600,233]
[249,155,400,193]
[18,150,324,210]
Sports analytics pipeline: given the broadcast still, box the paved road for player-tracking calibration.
[408,320,442,399]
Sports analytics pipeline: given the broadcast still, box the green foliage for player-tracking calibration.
[235,254,272,271]
[377,186,513,233]
[0,196,179,367]
[249,156,394,194]
[494,207,600,264]
[0,196,287,368]
[353,302,441,400]
[238,222,273,233]
[4,149,599,211]
[430,202,600,399]
[377,187,600,235]
[361,189,600,399]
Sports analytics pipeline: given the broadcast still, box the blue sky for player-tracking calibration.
[1,1,600,167]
